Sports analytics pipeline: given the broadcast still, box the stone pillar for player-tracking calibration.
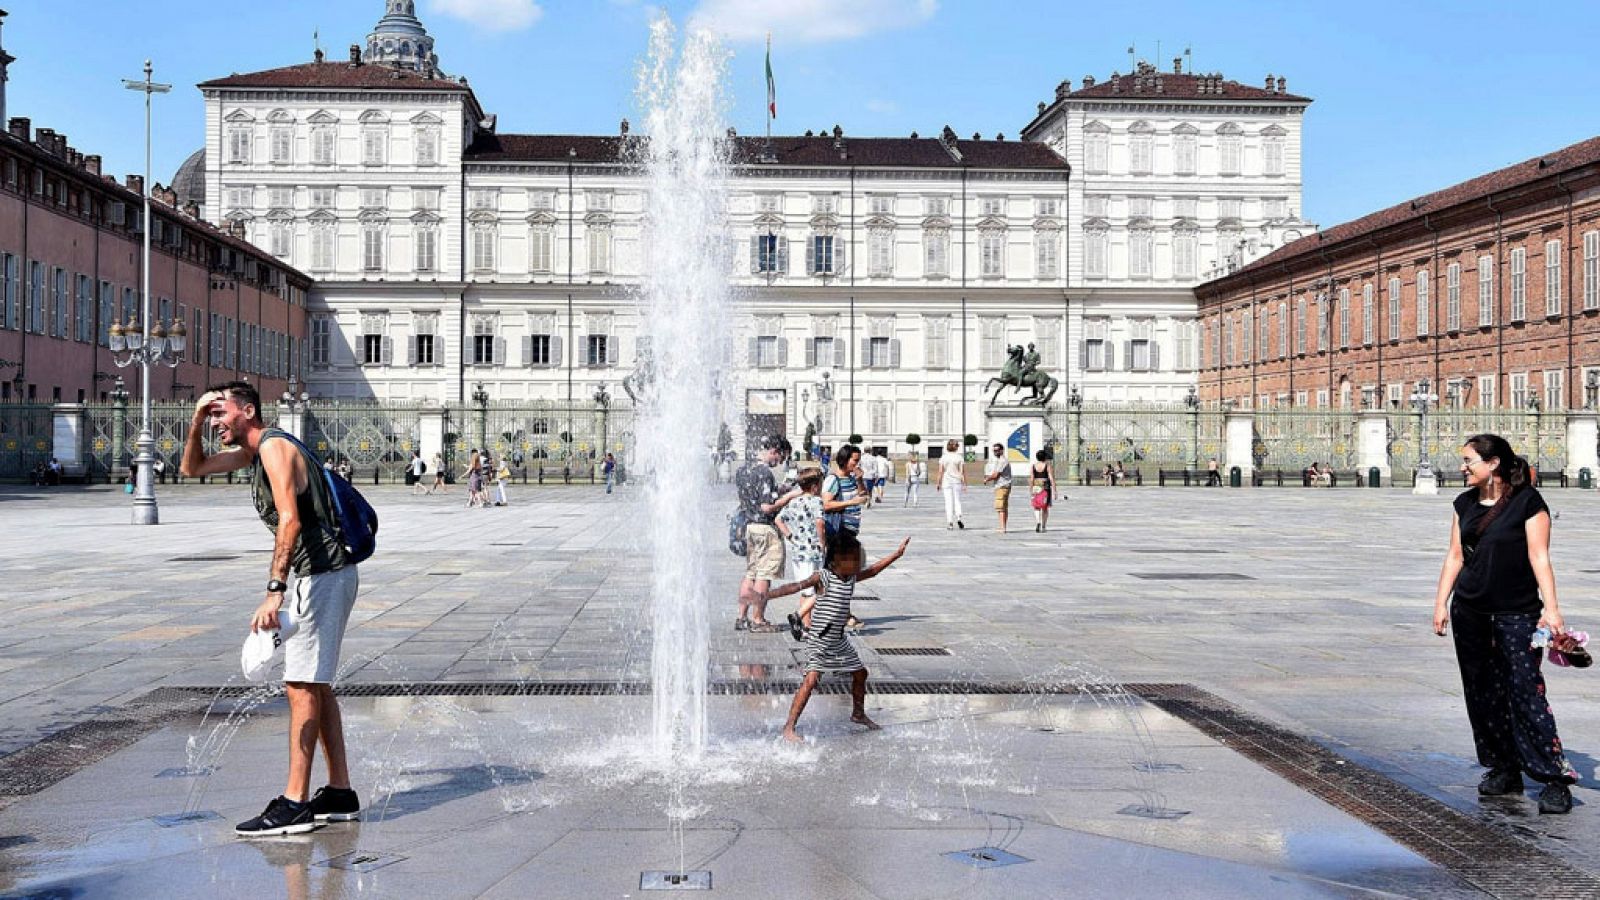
[1412,410,1438,495]
[110,391,130,481]
[1565,412,1599,480]
[1065,405,1082,484]
[51,403,87,479]
[1188,407,1201,468]
[419,406,447,469]
[985,407,1046,478]
[1357,410,1391,480]
[1224,408,1254,480]
[276,401,305,441]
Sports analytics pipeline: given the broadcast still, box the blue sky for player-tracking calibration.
[7,0,1597,228]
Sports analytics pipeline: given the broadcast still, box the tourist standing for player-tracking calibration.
[735,435,801,632]
[179,381,362,835]
[871,450,889,504]
[409,450,427,495]
[464,450,484,508]
[937,439,966,529]
[905,454,925,507]
[823,443,871,538]
[1030,449,1057,533]
[983,443,1013,534]
[1432,433,1576,814]
[494,456,511,507]
[603,452,617,494]
[775,469,827,626]
[1206,457,1222,487]
[429,453,446,494]
[767,534,909,742]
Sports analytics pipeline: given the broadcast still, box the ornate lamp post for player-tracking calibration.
[108,376,129,480]
[593,382,611,468]
[1185,384,1201,469]
[114,60,176,525]
[471,381,489,453]
[1066,385,1083,484]
[1410,378,1440,495]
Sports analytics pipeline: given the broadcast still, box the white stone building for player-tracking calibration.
[185,4,1314,452]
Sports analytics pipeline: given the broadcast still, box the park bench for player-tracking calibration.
[1536,470,1569,488]
[1157,469,1216,486]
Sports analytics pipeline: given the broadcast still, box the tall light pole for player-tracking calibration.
[1410,378,1440,495]
[117,61,173,525]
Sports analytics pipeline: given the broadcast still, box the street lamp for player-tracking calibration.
[1184,385,1199,409]
[1410,378,1440,495]
[593,382,611,465]
[116,60,173,525]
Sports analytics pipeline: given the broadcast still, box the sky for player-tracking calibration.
[5,0,1597,229]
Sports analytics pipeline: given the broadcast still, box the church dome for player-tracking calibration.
[172,148,206,216]
[364,1,440,74]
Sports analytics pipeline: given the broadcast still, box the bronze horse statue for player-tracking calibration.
[984,344,1059,408]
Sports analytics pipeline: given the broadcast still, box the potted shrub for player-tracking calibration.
[963,433,979,462]
[848,433,864,446]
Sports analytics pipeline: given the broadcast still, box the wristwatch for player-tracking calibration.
[266,579,288,594]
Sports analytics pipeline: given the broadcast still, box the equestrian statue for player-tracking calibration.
[984,343,1059,408]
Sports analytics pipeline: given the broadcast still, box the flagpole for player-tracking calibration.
[765,32,772,145]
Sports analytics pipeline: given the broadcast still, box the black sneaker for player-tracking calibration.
[787,613,804,643]
[1477,768,1525,796]
[1539,782,1573,814]
[236,796,320,837]
[310,785,362,822]
[956,520,964,530]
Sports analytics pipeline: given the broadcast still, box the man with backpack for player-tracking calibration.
[180,381,365,836]
[734,435,801,633]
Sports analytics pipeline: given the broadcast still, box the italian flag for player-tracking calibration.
[765,35,776,120]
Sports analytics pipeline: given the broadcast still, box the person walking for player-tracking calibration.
[180,381,362,835]
[871,450,889,505]
[937,439,966,530]
[822,443,871,539]
[1432,433,1577,814]
[983,442,1013,534]
[1030,449,1057,533]
[494,456,511,507]
[735,435,801,632]
[409,450,427,495]
[905,453,925,508]
[428,452,446,494]
[464,450,485,508]
[603,452,617,494]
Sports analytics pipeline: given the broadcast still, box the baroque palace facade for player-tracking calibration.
[186,1,1312,451]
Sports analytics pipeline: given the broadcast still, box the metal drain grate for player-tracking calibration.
[1128,548,1224,555]
[427,572,464,576]
[1131,572,1254,581]
[166,555,240,562]
[875,647,953,657]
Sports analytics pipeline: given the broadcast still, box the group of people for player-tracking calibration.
[462,449,512,508]
[407,450,448,495]
[935,440,1057,534]
[28,458,64,486]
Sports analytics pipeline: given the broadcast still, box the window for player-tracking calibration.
[1478,374,1496,409]
[869,400,892,435]
[472,314,499,366]
[362,224,384,271]
[867,228,893,277]
[311,126,335,165]
[980,230,1004,278]
[268,187,294,209]
[980,197,1005,217]
[530,190,556,211]
[1129,196,1153,218]
[1082,318,1108,371]
[1545,239,1561,316]
[751,317,783,368]
[1034,316,1061,367]
[1263,135,1284,176]
[1085,228,1108,279]
[1478,254,1495,326]
[1277,301,1288,359]
[1173,131,1196,175]
[1509,247,1526,321]
[362,126,387,165]
[471,225,496,272]
[524,334,550,367]
[415,127,439,166]
[1129,228,1152,278]
[410,315,438,366]
[523,313,558,367]
[530,226,554,274]
[756,193,781,213]
[360,188,386,209]
[1546,369,1565,411]
[811,194,837,215]
[809,234,836,275]
[96,280,112,345]
[310,187,336,209]
[226,318,237,369]
[1218,197,1241,220]
[1316,293,1328,352]
[225,187,250,211]
[52,267,67,338]
[1585,231,1600,311]
[1035,198,1059,218]
[1129,318,1153,371]
[923,196,947,217]
[980,317,1006,369]
[1172,319,1196,371]
[1361,284,1374,346]
[470,189,497,211]
[75,275,91,342]
[1387,276,1401,341]
[414,224,437,273]
[586,334,611,367]
[1510,372,1529,409]
[1173,229,1197,279]
[1337,288,1350,348]
[269,219,291,258]
[270,127,292,164]
[1085,195,1109,217]
[1258,306,1270,363]
[868,195,892,215]
[1295,297,1307,355]
[227,127,251,165]
[866,336,895,368]
[925,399,947,435]
[1085,128,1108,174]
[1129,128,1152,174]
[1264,197,1287,219]
[923,316,950,369]
[410,188,439,211]
[1218,127,1241,175]
[587,192,614,212]
[587,225,611,275]
[1034,229,1059,279]
[311,223,335,271]
[1416,270,1431,336]
[923,228,949,277]
[1447,262,1462,330]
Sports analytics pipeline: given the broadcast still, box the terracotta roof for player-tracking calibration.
[199,61,471,92]
[465,132,1068,170]
[1064,71,1309,103]
[1219,134,1600,283]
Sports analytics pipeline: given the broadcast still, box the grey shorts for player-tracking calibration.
[282,565,360,684]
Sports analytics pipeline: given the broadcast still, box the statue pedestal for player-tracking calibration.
[985,406,1047,477]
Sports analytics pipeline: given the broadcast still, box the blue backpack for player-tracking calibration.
[274,432,379,565]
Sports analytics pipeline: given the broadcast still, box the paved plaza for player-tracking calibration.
[4,482,1600,897]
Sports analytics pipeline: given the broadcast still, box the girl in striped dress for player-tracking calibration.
[768,533,910,742]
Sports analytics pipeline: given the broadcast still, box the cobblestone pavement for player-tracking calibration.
[5,481,1600,873]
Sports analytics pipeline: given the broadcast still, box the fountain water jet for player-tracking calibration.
[632,16,734,761]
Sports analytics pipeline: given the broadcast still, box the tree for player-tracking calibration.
[905,433,922,447]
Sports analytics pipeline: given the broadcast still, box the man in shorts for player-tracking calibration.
[735,434,801,632]
[181,381,362,836]
[983,442,1013,534]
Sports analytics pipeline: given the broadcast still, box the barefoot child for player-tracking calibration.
[774,469,827,623]
[769,533,910,742]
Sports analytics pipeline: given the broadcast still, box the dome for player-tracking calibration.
[171,148,206,215]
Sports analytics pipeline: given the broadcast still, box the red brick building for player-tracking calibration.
[1195,136,1600,412]
[0,117,310,405]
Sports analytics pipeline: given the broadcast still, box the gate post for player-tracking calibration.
[1064,399,1082,485]
[110,384,130,483]
[276,396,305,441]
[1358,409,1391,482]
[51,403,88,480]
[1564,411,1598,482]
[420,406,447,469]
[1224,407,1254,482]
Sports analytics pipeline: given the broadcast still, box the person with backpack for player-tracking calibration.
[734,435,802,633]
[409,450,427,495]
[180,381,366,836]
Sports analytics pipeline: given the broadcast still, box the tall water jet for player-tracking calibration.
[633,16,733,759]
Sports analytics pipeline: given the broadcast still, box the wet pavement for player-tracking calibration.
[4,483,1600,896]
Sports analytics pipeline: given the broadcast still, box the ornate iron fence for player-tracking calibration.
[79,401,281,482]
[0,402,53,479]
[1390,409,1566,476]
[1251,409,1360,472]
[303,401,422,482]
[1049,405,1224,475]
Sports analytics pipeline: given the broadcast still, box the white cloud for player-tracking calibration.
[428,0,544,33]
[866,99,898,115]
[690,0,937,44]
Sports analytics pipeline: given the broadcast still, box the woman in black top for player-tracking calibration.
[1432,433,1575,813]
[1030,449,1056,533]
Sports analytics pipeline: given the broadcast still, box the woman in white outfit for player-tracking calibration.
[905,454,925,507]
[937,439,966,529]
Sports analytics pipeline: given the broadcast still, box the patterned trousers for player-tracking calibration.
[1451,601,1576,784]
